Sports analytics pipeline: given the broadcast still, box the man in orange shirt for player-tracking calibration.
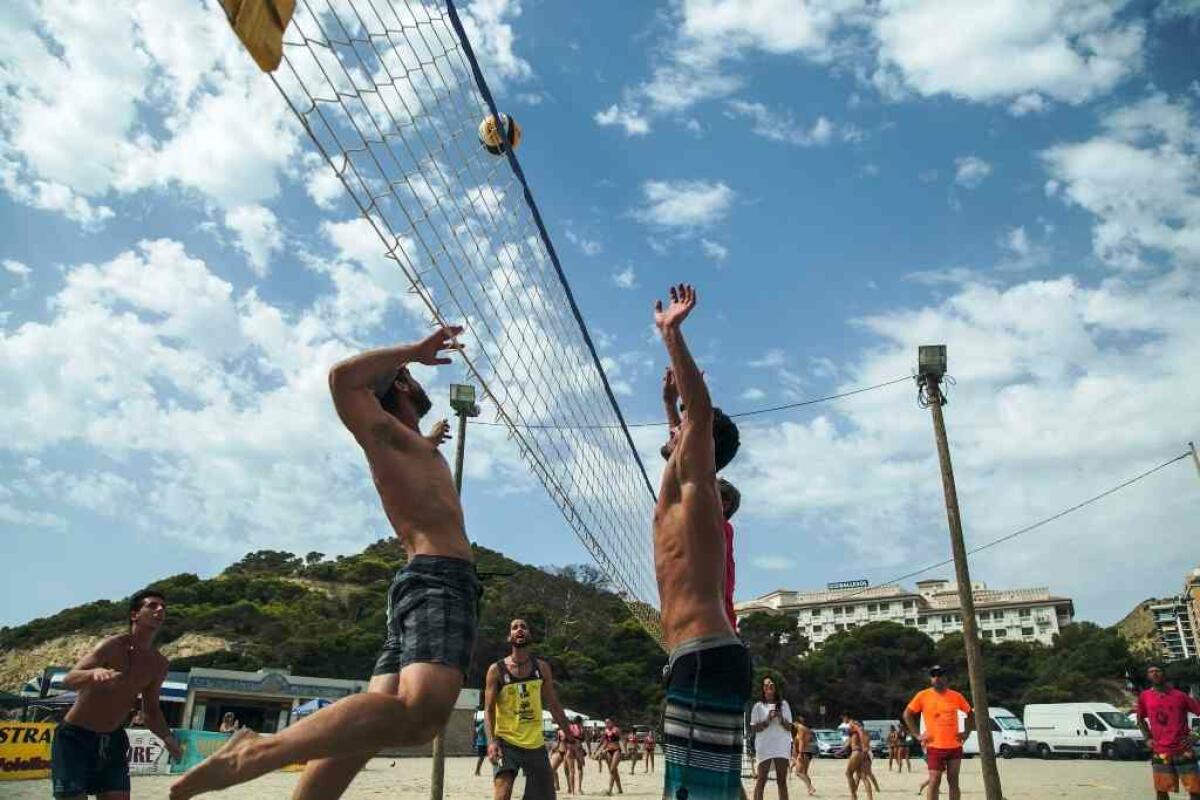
[903,666,974,800]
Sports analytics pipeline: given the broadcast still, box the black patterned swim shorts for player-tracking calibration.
[372,555,481,676]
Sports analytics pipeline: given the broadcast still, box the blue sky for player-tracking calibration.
[2,0,1199,632]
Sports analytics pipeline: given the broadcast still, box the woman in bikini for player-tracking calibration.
[602,718,624,795]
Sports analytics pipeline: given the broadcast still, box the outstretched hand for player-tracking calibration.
[413,325,464,365]
[654,284,697,331]
[425,419,451,448]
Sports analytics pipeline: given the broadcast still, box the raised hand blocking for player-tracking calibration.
[413,325,465,365]
[654,284,697,331]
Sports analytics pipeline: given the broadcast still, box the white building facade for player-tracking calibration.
[736,578,1074,650]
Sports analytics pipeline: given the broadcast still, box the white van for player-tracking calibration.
[1023,703,1145,759]
[962,707,1028,758]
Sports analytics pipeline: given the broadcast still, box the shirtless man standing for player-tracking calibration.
[652,284,749,800]
[171,326,480,800]
[53,589,182,799]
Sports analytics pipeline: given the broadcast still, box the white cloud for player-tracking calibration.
[594,104,651,136]
[749,349,786,368]
[872,0,1144,105]
[954,155,992,188]
[637,180,735,229]
[303,154,344,211]
[742,387,766,401]
[750,554,798,571]
[1042,94,1200,270]
[700,238,729,263]
[459,0,534,86]
[0,238,471,555]
[3,259,32,278]
[1009,92,1048,117]
[729,269,1200,611]
[595,0,865,129]
[224,205,283,277]
[0,170,115,230]
[998,225,1050,270]
[726,101,836,146]
[564,229,603,256]
[612,266,637,289]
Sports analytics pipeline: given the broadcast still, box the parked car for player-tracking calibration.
[813,728,846,758]
[867,729,887,757]
[631,725,653,745]
[1023,702,1146,760]
[962,707,1030,759]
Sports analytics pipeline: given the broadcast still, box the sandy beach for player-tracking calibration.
[0,755,1153,798]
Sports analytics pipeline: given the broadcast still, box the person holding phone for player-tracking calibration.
[749,677,792,800]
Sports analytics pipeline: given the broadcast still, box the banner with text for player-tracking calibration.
[0,722,55,782]
[127,728,172,775]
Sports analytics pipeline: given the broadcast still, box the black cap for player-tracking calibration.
[928,665,945,677]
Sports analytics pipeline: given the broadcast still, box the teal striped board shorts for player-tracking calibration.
[662,637,752,800]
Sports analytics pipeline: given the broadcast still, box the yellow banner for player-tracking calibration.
[0,722,55,781]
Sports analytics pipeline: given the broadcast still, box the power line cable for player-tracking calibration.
[472,375,914,429]
[838,451,1193,602]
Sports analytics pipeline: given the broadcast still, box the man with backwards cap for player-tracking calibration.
[903,666,974,800]
[172,326,481,800]
[652,284,747,800]
[1136,663,1200,800]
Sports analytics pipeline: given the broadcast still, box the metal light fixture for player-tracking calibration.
[449,383,480,417]
[918,345,947,380]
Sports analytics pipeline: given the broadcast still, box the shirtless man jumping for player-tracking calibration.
[652,284,749,800]
[52,589,182,799]
[171,326,480,800]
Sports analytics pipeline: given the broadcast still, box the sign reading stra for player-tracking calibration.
[0,722,55,781]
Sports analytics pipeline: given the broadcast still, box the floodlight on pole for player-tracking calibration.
[449,383,480,417]
[918,344,947,380]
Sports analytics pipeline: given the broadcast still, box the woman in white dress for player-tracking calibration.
[750,676,792,800]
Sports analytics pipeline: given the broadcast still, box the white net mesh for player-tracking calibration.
[261,0,662,643]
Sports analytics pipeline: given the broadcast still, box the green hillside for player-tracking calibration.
[0,541,666,723]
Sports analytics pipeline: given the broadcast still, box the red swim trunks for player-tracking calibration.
[924,746,963,772]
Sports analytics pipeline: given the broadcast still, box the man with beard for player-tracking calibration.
[486,619,575,800]
[172,327,481,800]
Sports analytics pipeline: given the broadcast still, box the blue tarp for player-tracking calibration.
[293,698,332,717]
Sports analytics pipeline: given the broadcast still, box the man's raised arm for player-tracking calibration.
[654,284,711,425]
[327,326,462,435]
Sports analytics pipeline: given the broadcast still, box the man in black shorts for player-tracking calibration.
[485,619,575,800]
[172,327,480,800]
[652,284,750,800]
[54,589,182,799]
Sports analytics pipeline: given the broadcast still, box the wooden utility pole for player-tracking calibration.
[430,387,479,800]
[918,347,1004,800]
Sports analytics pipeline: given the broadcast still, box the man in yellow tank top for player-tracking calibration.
[485,619,575,800]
